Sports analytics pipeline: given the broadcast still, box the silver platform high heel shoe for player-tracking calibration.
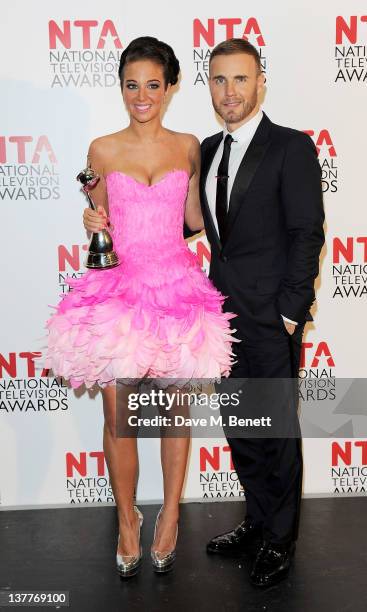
[116,506,143,578]
[151,506,178,573]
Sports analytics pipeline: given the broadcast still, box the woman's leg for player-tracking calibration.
[102,384,140,555]
[152,387,190,552]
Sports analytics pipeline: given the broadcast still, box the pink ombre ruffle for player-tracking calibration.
[43,170,237,388]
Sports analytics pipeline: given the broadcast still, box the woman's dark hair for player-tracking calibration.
[118,36,180,86]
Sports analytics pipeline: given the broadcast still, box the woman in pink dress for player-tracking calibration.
[44,37,235,577]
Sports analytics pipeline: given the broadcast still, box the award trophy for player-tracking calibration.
[76,166,119,269]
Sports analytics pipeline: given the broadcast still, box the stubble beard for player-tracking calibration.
[214,90,258,125]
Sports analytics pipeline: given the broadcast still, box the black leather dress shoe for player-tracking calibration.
[250,541,296,587]
[206,519,262,557]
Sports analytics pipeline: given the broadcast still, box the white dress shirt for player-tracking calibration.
[205,109,297,326]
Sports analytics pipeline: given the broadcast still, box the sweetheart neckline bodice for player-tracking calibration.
[105,168,189,188]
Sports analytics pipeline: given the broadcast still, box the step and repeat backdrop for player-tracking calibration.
[1,1,366,507]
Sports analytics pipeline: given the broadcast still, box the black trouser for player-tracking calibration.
[223,323,304,545]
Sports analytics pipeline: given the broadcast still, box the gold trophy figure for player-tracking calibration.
[76,166,119,269]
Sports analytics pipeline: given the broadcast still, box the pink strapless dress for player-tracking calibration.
[43,169,236,388]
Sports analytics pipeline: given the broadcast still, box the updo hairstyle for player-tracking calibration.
[118,36,180,87]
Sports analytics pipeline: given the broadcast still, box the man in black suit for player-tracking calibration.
[201,39,325,587]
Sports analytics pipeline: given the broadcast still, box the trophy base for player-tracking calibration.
[85,251,119,269]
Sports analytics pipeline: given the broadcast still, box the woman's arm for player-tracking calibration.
[184,135,204,232]
[82,138,109,233]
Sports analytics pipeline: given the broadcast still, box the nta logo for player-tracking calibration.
[66,451,106,476]
[335,16,367,44]
[303,130,336,157]
[334,17,367,83]
[333,237,367,263]
[200,445,234,471]
[0,352,48,378]
[332,441,367,465]
[332,237,367,298]
[49,20,122,49]
[0,136,56,164]
[304,129,337,193]
[193,18,265,47]
[300,343,335,369]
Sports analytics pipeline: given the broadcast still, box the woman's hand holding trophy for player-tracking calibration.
[76,166,119,269]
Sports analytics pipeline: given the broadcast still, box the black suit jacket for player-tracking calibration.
[199,113,325,340]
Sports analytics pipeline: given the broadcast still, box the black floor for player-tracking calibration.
[0,498,366,612]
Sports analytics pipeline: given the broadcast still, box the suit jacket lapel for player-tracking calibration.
[224,114,272,245]
[200,133,222,252]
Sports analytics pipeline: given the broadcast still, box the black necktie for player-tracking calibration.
[215,133,233,242]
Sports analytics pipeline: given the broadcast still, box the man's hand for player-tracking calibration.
[284,321,296,335]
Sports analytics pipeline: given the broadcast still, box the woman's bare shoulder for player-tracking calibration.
[87,130,127,166]
[169,130,200,148]
[168,132,200,166]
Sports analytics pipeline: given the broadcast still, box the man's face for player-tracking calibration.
[209,53,264,130]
